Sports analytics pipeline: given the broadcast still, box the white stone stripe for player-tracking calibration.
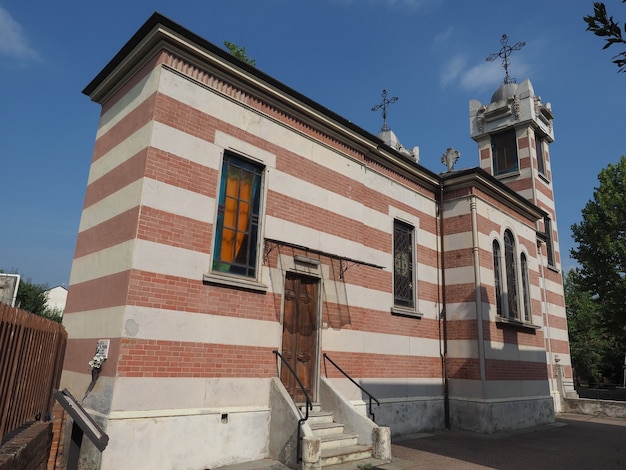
[79,179,144,232]
[322,328,440,358]
[445,302,480,321]
[151,121,220,169]
[109,376,271,410]
[62,307,125,337]
[445,266,476,285]
[89,123,152,184]
[141,178,215,224]
[447,339,478,358]
[543,277,564,295]
[214,130,277,168]
[451,383,553,402]
[270,169,384,232]
[544,326,570,341]
[69,239,211,285]
[264,216,389,268]
[123,306,281,347]
[69,239,135,285]
[483,342,548,362]
[96,68,161,138]
[107,406,270,420]
[78,178,215,234]
[536,190,556,210]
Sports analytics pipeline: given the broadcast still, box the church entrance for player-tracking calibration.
[280,272,319,403]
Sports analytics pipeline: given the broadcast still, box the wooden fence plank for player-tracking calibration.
[0,303,67,444]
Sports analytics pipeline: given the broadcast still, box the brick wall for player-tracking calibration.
[0,422,52,470]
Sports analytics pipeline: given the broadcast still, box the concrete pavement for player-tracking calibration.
[385,413,626,469]
[217,413,626,470]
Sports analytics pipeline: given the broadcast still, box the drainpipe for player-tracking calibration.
[438,181,450,429]
[470,196,487,387]
[538,244,556,394]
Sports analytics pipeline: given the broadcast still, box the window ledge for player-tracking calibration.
[203,272,268,293]
[495,169,521,179]
[547,264,560,274]
[538,172,550,184]
[391,306,423,319]
[496,316,540,331]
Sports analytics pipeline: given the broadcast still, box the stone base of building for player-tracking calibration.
[449,396,555,433]
[353,397,445,436]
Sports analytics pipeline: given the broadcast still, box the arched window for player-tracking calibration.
[504,230,519,320]
[521,253,531,321]
[492,240,503,317]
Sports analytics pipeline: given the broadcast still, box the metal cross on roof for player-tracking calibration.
[486,34,526,85]
[371,89,398,132]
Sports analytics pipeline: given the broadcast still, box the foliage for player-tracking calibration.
[584,1,626,72]
[564,270,621,383]
[570,156,626,381]
[223,41,256,66]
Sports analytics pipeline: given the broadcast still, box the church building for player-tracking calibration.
[60,13,572,470]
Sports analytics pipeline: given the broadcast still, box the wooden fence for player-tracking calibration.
[0,303,67,444]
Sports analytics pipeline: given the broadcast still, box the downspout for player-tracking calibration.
[538,244,556,393]
[530,129,557,396]
[438,181,450,429]
[470,195,487,386]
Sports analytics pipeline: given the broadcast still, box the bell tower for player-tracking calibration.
[469,74,575,405]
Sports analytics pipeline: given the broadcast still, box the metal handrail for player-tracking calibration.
[322,353,380,423]
[272,350,313,462]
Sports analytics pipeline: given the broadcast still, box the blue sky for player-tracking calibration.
[1,0,624,287]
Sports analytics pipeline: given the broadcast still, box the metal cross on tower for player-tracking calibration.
[486,34,526,85]
[371,89,398,132]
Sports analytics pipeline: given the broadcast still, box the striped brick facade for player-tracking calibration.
[60,14,569,469]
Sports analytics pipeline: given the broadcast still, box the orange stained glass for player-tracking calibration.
[220,171,253,263]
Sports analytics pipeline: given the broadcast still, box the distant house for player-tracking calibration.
[60,13,573,470]
[44,285,67,313]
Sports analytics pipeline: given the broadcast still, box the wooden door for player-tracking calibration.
[281,273,319,403]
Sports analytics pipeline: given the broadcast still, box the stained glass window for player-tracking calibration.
[393,220,414,309]
[212,153,263,278]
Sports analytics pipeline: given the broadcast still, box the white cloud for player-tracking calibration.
[459,60,502,90]
[440,55,532,93]
[433,26,455,46]
[0,7,40,62]
[440,54,466,88]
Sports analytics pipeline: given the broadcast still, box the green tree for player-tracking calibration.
[565,270,620,383]
[571,156,626,380]
[224,41,256,66]
[15,277,48,315]
[584,1,626,72]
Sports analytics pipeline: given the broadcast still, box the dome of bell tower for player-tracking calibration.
[490,82,519,103]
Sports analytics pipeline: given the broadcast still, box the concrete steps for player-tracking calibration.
[303,405,373,467]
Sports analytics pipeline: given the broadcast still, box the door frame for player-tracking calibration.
[279,270,322,403]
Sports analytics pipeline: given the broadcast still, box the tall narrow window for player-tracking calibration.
[393,220,414,309]
[535,135,546,176]
[491,129,518,176]
[521,253,531,322]
[212,153,263,278]
[544,217,555,268]
[504,230,519,319]
[493,240,503,317]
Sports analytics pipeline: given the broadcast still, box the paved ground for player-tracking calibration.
[386,413,626,469]
[218,413,626,470]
